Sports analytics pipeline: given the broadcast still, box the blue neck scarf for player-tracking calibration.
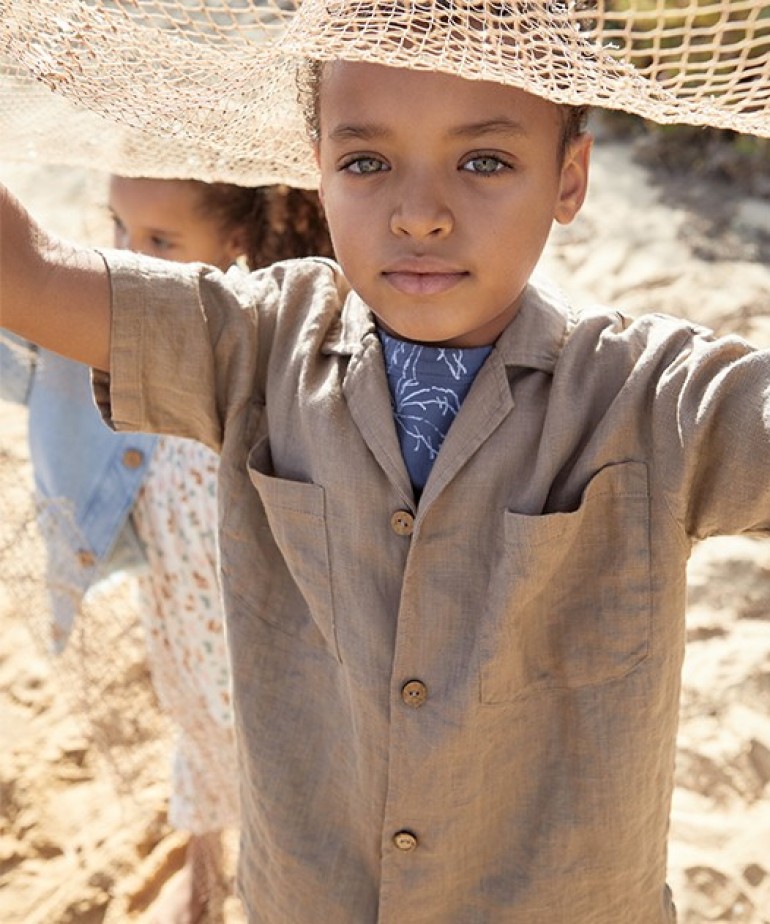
[378,328,492,492]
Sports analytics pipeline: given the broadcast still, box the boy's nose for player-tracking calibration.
[389,180,453,239]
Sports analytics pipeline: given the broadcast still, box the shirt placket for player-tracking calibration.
[378,503,429,920]
[377,500,469,923]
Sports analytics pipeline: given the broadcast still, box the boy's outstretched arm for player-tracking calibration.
[0,183,111,371]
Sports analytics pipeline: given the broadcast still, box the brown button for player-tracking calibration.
[401,680,427,708]
[76,549,96,568]
[122,448,145,469]
[390,510,414,536]
[393,830,418,851]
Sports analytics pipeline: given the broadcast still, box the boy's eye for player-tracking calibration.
[341,156,388,175]
[461,155,510,175]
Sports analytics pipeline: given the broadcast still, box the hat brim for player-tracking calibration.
[0,0,767,187]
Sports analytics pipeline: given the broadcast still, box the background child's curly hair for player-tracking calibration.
[196,182,334,270]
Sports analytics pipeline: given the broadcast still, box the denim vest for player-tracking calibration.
[0,333,157,650]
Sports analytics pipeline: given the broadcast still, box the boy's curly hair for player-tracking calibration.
[196,182,334,270]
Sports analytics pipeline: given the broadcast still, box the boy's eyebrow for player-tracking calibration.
[448,117,529,139]
[327,117,529,143]
[326,122,392,142]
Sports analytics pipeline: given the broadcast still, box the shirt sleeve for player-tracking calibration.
[558,309,770,542]
[92,248,284,453]
[653,322,770,539]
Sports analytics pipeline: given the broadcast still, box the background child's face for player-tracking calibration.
[315,62,591,347]
[108,176,244,269]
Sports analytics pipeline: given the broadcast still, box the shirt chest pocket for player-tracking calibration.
[480,461,651,704]
[243,437,341,662]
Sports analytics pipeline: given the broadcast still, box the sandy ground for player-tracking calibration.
[2,129,770,922]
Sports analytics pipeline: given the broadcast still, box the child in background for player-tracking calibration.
[0,176,332,924]
[3,2,770,921]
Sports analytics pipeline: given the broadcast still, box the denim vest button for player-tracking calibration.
[122,448,145,469]
[76,549,96,568]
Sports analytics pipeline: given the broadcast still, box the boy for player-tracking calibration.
[2,19,770,924]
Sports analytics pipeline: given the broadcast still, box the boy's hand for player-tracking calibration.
[0,182,111,371]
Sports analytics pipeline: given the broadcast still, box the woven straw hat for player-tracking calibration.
[0,1,768,188]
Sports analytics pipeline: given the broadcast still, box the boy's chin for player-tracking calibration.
[373,316,447,346]
[375,321,480,349]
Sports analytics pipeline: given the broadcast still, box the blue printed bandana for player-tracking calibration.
[378,328,492,492]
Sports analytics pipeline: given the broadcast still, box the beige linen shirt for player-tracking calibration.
[95,252,770,923]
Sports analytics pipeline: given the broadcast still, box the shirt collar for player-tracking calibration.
[323,269,572,374]
[494,278,573,373]
[323,286,376,356]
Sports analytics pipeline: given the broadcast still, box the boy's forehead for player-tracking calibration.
[319,60,559,132]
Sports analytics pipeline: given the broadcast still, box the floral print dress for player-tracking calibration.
[132,435,238,834]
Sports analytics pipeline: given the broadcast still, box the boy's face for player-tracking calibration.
[315,62,591,347]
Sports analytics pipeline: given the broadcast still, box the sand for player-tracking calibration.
[1,129,770,922]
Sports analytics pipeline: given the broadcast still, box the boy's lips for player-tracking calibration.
[382,261,469,297]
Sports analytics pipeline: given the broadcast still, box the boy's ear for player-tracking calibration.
[554,133,592,226]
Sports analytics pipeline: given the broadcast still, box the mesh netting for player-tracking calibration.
[0,1,768,188]
[0,402,172,800]
[0,383,241,921]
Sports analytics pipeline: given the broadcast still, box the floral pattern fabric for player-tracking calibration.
[132,436,238,833]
